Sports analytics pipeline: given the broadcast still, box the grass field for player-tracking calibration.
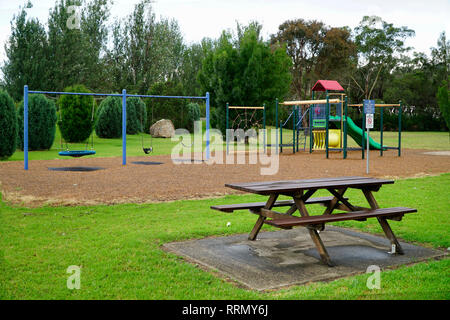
[8,129,181,161]
[271,129,450,151]
[1,174,449,300]
[5,128,449,162]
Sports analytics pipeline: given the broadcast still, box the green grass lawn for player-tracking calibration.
[5,129,449,162]
[7,128,182,162]
[270,128,450,151]
[1,174,449,299]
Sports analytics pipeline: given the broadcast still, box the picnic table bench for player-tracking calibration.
[211,176,417,266]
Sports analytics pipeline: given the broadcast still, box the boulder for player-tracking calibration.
[150,119,175,138]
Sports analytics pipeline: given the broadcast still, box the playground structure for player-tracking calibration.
[225,103,266,154]
[22,86,211,170]
[273,80,403,159]
[271,99,311,153]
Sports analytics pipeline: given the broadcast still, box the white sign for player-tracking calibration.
[366,114,374,129]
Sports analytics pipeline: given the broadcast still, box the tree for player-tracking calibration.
[95,96,122,138]
[185,103,201,132]
[383,44,448,132]
[58,84,95,142]
[2,1,111,97]
[146,81,187,130]
[46,0,111,91]
[17,94,57,150]
[178,39,214,96]
[271,19,355,100]
[126,97,146,134]
[431,31,449,88]
[2,2,49,100]
[0,90,18,159]
[351,16,415,100]
[79,0,111,88]
[199,23,292,132]
[105,0,184,93]
[437,81,450,132]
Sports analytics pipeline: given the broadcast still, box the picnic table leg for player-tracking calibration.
[323,188,348,215]
[363,189,404,255]
[248,193,278,240]
[294,192,333,267]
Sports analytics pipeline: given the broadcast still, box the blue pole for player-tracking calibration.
[325,94,329,159]
[263,103,266,154]
[122,89,127,165]
[24,85,29,170]
[226,102,229,155]
[275,99,279,154]
[292,106,295,154]
[205,92,210,160]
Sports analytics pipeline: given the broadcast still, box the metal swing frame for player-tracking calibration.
[23,86,211,170]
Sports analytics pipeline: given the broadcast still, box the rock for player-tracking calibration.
[149,119,175,138]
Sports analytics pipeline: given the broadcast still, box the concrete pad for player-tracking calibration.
[422,151,450,156]
[163,227,445,291]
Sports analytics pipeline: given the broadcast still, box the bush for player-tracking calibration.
[198,102,206,118]
[58,85,95,143]
[17,94,57,150]
[95,96,122,138]
[185,102,201,132]
[146,81,188,131]
[127,97,146,134]
[211,105,226,133]
[437,82,449,131]
[0,90,18,159]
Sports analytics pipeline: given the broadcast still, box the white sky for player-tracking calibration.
[0,0,449,67]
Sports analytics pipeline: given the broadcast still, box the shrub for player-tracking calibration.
[198,102,206,118]
[95,96,122,138]
[211,105,226,133]
[437,81,449,131]
[185,102,201,132]
[17,94,57,150]
[127,97,146,134]
[58,85,95,143]
[146,81,187,131]
[0,90,18,159]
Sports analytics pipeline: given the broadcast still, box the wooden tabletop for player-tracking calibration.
[225,176,394,195]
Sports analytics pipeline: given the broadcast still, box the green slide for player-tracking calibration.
[329,116,384,150]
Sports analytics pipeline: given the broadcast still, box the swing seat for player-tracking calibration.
[58,150,96,157]
[143,147,153,154]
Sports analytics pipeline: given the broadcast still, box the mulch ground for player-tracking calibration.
[0,149,449,207]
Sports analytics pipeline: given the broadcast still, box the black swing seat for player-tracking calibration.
[58,150,96,157]
[143,147,153,154]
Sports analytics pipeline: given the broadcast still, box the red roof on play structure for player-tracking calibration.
[312,80,344,92]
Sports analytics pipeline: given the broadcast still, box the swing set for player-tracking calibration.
[138,103,153,155]
[22,86,211,170]
[58,96,97,158]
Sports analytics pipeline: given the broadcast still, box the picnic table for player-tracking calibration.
[211,176,417,266]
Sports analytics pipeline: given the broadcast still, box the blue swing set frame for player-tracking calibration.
[23,86,211,170]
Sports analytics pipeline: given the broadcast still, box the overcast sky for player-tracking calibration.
[0,0,449,65]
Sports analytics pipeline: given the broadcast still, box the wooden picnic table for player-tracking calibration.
[211,176,417,266]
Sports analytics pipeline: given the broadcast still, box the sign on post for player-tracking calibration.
[366,113,374,129]
[364,99,375,114]
[363,100,375,174]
